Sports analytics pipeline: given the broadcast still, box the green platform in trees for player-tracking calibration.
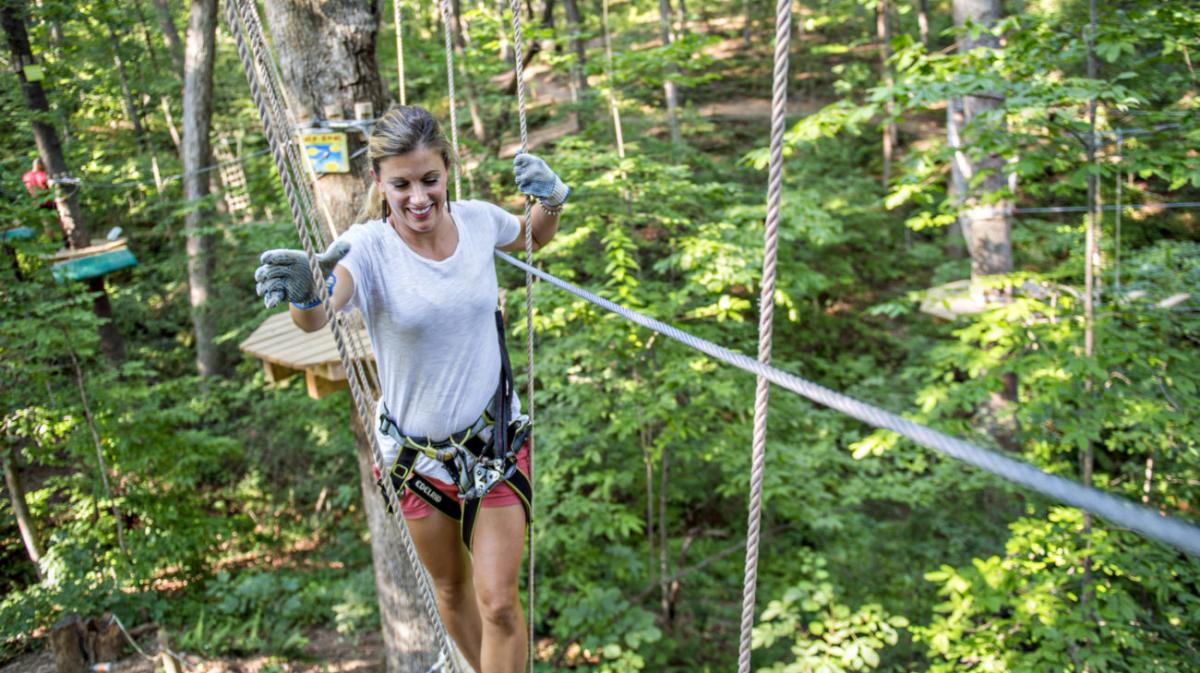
[2,227,35,241]
[51,249,138,282]
[48,238,138,282]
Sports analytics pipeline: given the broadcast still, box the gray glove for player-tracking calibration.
[513,153,571,207]
[254,239,350,309]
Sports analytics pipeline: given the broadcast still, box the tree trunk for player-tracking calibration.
[107,23,148,149]
[261,3,439,669]
[263,0,389,226]
[352,411,440,673]
[916,0,930,49]
[951,0,1010,287]
[876,0,896,190]
[562,0,588,100]
[182,0,223,377]
[444,0,487,144]
[657,0,681,144]
[1,0,125,362]
[152,0,187,75]
[3,444,43,578]
[945,98,967,258]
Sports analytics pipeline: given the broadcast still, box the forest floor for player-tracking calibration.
[0,627,385,673]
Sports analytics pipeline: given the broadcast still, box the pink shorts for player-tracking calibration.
[400,442,531,520]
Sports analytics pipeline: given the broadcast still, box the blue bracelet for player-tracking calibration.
[290,275,336,310]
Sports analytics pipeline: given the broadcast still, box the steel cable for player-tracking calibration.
[494,251,1200,558]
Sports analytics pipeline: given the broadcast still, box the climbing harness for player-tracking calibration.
[376,310,533,550]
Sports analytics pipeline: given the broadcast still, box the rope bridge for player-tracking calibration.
[224,1,1200,672]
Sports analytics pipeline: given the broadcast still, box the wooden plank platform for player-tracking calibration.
[239,311,375,399]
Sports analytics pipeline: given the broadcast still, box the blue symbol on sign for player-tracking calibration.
[307,145,344,164]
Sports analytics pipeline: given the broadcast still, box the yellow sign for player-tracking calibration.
[302,131,350,173]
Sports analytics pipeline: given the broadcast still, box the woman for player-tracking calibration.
[254,105,570,673]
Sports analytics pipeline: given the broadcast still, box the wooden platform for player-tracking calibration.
[239,310,375,399]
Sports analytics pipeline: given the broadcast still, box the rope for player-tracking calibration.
[223,3,460,671]
[493,250,1200,558]
[1014,201,1200,214]
[440,0,462,201]
[394,0,406,106]
[737,0,791,669]
[502,1,537,668]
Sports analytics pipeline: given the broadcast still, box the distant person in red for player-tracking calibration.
[22,157,55,210]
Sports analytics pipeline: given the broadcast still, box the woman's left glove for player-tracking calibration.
[514,153,571,208]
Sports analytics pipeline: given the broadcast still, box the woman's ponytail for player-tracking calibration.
[356,182,384,223]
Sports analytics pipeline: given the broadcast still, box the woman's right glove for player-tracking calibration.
[254,239,350,309]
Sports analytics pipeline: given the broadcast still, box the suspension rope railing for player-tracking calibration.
[494,251,1200,558]
[500,1,538,669]
[439,0,462,201]
[395,0,406,106]
[223,3,461,672]
[737,0,791,669]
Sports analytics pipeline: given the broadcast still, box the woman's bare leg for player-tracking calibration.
[471,504,528,673]
[407,512,483,672]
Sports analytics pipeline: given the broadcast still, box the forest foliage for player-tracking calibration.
[2,0,1198,670]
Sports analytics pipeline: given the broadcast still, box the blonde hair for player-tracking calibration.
[356,105,457,222]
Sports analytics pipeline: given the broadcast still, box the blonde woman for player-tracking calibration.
[254,105,569,673]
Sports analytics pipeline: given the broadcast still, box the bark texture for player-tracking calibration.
[952,0,1011,283]
[182,0,223,377]
[264,0,390,228]
[3,444,43,576]
[261,2,437,670]
[352,412,440,673]
[152,0,187,75]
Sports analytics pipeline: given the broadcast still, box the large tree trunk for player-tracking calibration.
[351,412,441,673]
[263,0,389,226]
[152,0,187,75]
[952,0,1010,286]
[1,0,124,363]
[261,3,439,670]
[182,0,223,377]
[3,444,43,578]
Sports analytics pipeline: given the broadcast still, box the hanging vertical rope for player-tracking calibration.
[737,0,791,670]
[440,0,462,201]
[503,1,537,669]
[394,0,406,105]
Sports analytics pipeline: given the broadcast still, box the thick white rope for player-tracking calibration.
[503,1,537,669]
[224,4,460,671]
[440,0,462,201]
[394,0,406,105]
[737,0,791,669]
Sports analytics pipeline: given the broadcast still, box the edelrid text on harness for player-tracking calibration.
[376,309,532,551]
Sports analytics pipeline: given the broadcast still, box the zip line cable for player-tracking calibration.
[494,251,1200,558]
[223,3,461,672]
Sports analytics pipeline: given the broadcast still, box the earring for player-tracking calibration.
[382,198,390,218]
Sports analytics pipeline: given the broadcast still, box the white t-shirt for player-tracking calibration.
[337,200,521,483]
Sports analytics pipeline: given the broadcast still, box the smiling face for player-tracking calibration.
[373,146,450,237]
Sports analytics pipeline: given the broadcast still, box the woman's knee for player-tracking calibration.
[433,577,474,610]
[476,586,520,630]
